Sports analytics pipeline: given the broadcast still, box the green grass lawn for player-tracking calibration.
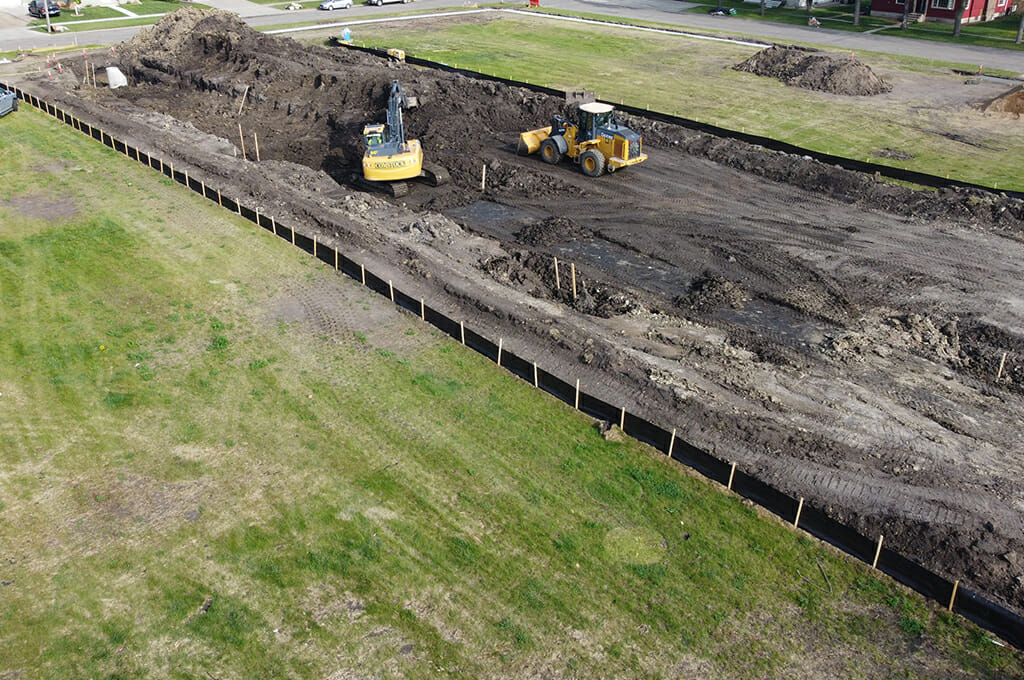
[329,13,1024,192]
[2,98,1023,678]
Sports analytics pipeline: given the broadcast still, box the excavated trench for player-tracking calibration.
[10,8,1024,618]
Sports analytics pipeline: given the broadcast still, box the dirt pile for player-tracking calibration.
[116,8,568,209]
[983,84,1024,116]
[735,44,892,96]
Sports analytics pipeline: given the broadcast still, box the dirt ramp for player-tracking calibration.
[735,44,892,96]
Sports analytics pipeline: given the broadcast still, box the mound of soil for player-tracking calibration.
[735,44,893,96]
[983,84,1024,117]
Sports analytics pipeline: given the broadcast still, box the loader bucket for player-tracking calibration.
[517,126,552,156]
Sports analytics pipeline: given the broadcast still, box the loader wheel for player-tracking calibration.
[580,148,606,177]
[540,138,562,165]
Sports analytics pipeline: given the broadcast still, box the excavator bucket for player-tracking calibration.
[517,126,552,156]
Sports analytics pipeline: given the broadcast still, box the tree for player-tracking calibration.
[901,0,910,28]
[952,0,967,37]
[1017,7,1023,43]
[853,0,863,26]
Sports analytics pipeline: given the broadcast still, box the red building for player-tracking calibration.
[869,0,1016,24]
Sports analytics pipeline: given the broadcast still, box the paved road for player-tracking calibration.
[1,0,1022,73]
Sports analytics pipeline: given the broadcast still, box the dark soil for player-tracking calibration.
[11,8,1024,622]
[735,44,893,96]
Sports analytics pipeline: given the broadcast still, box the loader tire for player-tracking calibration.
[580,148,606,177]
[540,138,562,165]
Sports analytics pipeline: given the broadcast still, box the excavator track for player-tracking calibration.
[421,163,450,187]
[355,177,409,198]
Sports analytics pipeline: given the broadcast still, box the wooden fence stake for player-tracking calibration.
[533,361,538,387]
[571,263,577,300]
[997,351,1007,381]
[360,264,365,285]
[169,161,174,181]
[794,497,804,528]
[218,189,222,206]
[291,225,295,244]
[948,579,960,612]
[200,179,206,199]
[271,216,277,236]
[480,164,486,191]
[420,299,425,321]
[184,170,189,189]
[388,280,394,302]
[728,462,736,490]
[313,236,317,258]
[554,257,560,290]
[668,428,676,457]
[238,123,247,160]
[497,338,503,366]
[334,249,338,271]
[574,379,580,410]
[460,320,465,345]
[237,85,249,115]
[872,535,884,569]
[255,208,260,228]
[253,132,260,162]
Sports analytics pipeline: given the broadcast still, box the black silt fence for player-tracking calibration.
[423,301,462,341]
[462,326,499,363]
[958,587,1024,652]
[10,79,1024,649]
[794,504,877,565]
[499,348,535,386]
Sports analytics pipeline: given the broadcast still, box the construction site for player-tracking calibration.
[5,7,1024,622]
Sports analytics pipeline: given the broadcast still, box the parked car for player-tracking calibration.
[367,0,409,6]
[318,0,352,9]
[0,87,18,118]
[27,0,60,17]
[284,1,302,8]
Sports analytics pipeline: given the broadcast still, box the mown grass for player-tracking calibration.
[2,105,1022,677]
[331,13,1024,192]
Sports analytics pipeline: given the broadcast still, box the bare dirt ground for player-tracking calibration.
[6,8,1024,618]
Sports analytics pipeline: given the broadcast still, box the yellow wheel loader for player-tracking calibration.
[361,80,448,198]
[518,102,646,177]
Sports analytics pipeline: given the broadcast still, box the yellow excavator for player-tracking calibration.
[518,101,647,177]
[361,80,448,198]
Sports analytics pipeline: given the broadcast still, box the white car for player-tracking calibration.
[318,0,352,9]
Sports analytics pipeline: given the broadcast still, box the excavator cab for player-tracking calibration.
[362,123,385,149]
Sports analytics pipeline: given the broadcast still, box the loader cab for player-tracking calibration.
[577,102,615,142]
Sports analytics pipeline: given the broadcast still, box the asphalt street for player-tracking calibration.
[0,0,1021,73]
